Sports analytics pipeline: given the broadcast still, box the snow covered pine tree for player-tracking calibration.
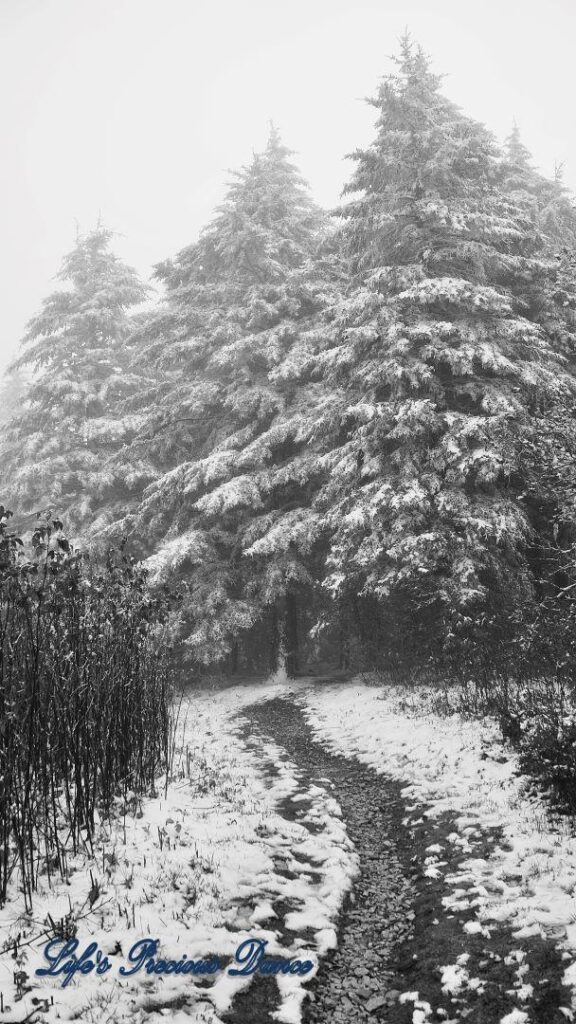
[115,129,340,674]
[302,37,576,677]
[1,228,148,538]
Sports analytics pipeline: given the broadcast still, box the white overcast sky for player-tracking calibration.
[1,0,575,375]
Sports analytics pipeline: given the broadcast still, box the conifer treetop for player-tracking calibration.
[154,126,321,298]
[504,121,532,170]
[13,227,147,374]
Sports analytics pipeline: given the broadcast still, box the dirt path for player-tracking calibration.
[225,694,572,1024]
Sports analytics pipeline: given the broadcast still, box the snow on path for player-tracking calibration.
[297,679,576,1016]
[4,674,576,1024]
[0,678,356,1024]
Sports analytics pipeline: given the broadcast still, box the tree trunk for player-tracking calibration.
[269,606,280,673]
[284,592,299,678]
[230,641,239,675]
[338,622,350,670]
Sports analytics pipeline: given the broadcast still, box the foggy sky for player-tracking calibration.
[1,0,574,375]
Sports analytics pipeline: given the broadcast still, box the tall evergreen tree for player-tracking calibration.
[500,123,576,626]
[502,121,576,268]
[1,228,148,535]
[115,131,339,670]
[297,38,576,673]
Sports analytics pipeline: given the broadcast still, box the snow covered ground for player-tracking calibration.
[3,675,576,1024]
[298,680,576,1019]
[0,678,356,1024]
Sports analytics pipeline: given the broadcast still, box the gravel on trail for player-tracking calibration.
[223,693,572,1024]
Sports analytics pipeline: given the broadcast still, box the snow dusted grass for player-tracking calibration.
[298,679,576,1017]
[0,678,356,1024]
